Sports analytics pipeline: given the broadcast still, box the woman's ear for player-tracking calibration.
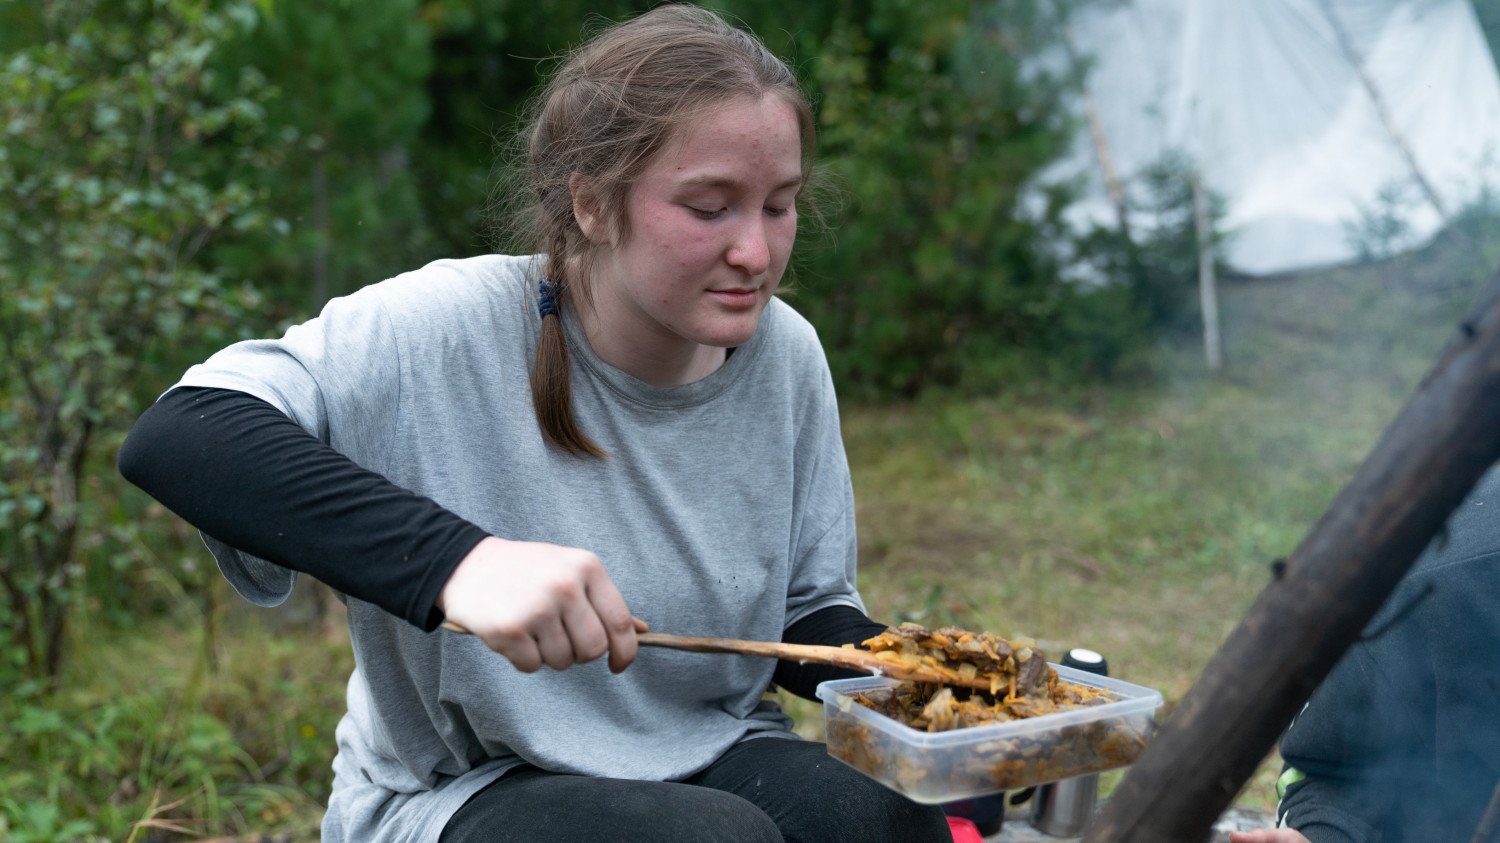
[570,173,613,246]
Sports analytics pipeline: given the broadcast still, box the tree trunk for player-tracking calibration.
[1087,270,1500,842]
[1058,13,1132,242]
[1192,170,1223,372]
[1317,0,1448,223]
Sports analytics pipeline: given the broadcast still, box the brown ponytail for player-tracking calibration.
[497,4,818,457]
[531,285,605,458]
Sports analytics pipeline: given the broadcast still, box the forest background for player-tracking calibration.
[4,0,1500,839]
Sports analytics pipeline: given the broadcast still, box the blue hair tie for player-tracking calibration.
[538,279,559,318]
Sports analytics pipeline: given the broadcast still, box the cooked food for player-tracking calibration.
[825,704,1151,794]
[851,622,1113,732]
[820,624,1161,799]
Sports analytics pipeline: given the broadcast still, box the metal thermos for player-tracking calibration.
[1031,648,1109,837]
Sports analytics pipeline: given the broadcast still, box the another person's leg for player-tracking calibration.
[439,764,782,843]
[686,736,952,843]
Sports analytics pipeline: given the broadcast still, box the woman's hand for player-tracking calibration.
[437,536,640,673]
[1228,829,1310,843]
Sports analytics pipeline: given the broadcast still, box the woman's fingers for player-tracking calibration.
[531,614,576,671]
[438,537,641,673]
[560,596,611,664]
[583,569,639,673]
[494,628,544,673]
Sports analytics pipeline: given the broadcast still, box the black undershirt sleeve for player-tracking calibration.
[774,605,890,701]
[117,386,489,630]
[119,386,889,670]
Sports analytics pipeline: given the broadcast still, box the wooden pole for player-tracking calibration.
[1316,0,1449,223]
[1086,270,1500,843]
[1056,9,1132,242]
[1192,169,1223,372]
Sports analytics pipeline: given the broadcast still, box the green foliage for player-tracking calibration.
[414,0,525,257]
[1447,186,1500,276]
[1129,154,1227,334]
[0,0,288,681]
[210,0,437,314]
[1048,273,1153,378]
[1075,150,1232,352]
[0,619,348,841]
[1344,171,1500,288]
[1344,179,1422,262]
[210,0,671,316]
[1403,185,1500,292]
[416,0,650,258]
[778,0,1081,398]
[170,0,1128,395]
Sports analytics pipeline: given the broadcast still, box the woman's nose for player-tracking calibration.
[726,218,771,275]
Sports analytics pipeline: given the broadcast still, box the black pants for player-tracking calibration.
[438,736,952,842]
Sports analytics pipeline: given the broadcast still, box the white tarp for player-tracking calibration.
[1048,0,1500,276]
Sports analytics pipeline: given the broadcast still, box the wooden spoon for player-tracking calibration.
[441,621,994,691]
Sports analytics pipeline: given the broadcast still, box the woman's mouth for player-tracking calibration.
[708,287,759,308]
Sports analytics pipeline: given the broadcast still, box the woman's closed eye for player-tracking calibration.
[688,205,791,220]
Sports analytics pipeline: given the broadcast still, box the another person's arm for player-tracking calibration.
[1236,608,1424,842]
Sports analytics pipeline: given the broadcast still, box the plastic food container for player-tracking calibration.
[816,666,1163,804]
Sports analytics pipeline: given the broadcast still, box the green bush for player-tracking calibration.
[781,0,1081,398]
[0,619,348,841]
[0,0,289,682]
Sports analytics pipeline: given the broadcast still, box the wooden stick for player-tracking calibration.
[639,632,999,691]
[440,622,994,691]
[1192,168,1224,372]
[1317,0,1448,222]
[1087,271,1500,842]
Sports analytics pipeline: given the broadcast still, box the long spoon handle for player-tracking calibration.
[637,632,991,689]
[440,622,990,690]
[637,631,876,666]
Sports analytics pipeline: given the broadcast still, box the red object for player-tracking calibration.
[947,816,985,843]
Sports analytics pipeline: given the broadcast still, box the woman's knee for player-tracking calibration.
[591,780,786,840]
[697,738,950,843]
[663,785,783,843]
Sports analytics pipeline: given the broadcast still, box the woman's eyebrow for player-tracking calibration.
[677,174,804,191]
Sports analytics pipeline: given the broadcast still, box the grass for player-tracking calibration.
[1,602,349,842]
[3,235,1494,839]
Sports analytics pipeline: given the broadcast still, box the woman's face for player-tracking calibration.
[579,93,803,383]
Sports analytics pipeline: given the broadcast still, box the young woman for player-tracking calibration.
[119,5,951,842]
